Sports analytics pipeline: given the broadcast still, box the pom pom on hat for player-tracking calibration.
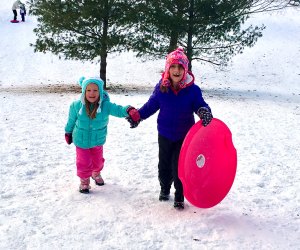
[78,76,86,87]
[78,76,104,115]
[162,47,189,88]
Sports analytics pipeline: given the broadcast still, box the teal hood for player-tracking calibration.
[78,76,106,115]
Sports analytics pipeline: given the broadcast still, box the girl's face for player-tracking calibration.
[85,83,99,103]
[169,64,184,85]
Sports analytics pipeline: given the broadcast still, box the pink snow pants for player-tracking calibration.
[76,146,105,179]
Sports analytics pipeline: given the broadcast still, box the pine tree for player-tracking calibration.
[29,0,137,89]
[130,0,298,70]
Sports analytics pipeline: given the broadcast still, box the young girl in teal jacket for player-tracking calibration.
[65,76,139,193]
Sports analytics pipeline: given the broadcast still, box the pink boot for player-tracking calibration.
[92,172,104,186]
[79,178,91,193]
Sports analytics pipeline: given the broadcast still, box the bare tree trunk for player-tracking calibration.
[100,54,107,89]
[100,0,109,89]
[187,0,194,71]
[168,30,179,53]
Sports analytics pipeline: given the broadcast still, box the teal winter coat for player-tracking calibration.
[65,92,129,149]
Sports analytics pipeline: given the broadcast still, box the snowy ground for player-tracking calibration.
[0,2,300,249]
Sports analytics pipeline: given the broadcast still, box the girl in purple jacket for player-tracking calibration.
[127,47,213,210]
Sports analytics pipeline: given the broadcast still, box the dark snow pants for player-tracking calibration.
[158,134,184,202]
[13,10,17,20]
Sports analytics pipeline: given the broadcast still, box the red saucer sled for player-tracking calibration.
[178,118,237,208]
[10,20,19,23]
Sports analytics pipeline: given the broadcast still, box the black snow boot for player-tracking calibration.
[173,201,184,210]
[159,189,170,201]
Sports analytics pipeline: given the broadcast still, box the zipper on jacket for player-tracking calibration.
[88,118,92,147]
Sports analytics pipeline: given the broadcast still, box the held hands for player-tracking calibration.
[197,107,213,127]
[65,133,73,144]
[126,106,141,128]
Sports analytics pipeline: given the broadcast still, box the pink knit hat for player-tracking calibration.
[162,47,189,88]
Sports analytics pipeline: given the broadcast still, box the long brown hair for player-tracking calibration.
[160,84,169,93]
[85,97,100,119]
[160,81,180,93]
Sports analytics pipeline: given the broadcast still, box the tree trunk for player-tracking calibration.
[187,0,194,71]
[168,30,179,53]
[100,0,109,89]
[100,54,107,89]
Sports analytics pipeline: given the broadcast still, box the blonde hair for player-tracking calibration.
[84,97,100,119]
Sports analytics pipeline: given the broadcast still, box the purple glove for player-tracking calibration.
[197,107,213,127]
[65,133,72,145]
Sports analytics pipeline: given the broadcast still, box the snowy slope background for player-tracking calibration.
[0,1,300,249]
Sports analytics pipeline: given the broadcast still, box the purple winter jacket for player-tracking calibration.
[139,79,211,142]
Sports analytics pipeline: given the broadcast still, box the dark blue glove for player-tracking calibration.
[197,107,213,127]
